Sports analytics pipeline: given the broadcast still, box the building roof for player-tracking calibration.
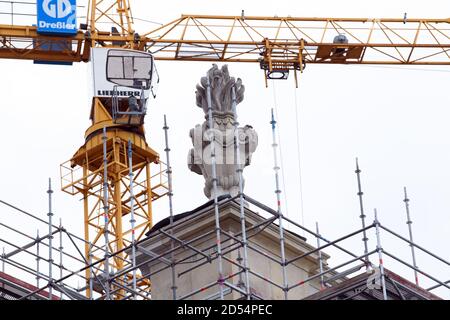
[303,268,442,300]
[0,271,60,300]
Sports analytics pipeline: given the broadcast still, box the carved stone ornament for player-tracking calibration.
[188,64,258,199]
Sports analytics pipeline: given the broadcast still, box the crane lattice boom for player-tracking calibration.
[0,14,449,66]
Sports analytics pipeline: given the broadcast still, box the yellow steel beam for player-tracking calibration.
[0,25,87,62]
[178,14,450,23]
[0,15,449,64]
[141,15,450,66]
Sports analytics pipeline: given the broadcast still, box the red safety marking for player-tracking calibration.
[298,280,304,286]
[379,258,383,265]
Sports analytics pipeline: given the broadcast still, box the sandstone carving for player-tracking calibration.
[188,64,258,199]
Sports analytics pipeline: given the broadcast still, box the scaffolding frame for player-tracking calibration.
[59,128,170,299]
[1,188,449,300]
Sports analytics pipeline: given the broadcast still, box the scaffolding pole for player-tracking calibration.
[102,126,111,300]
[270,108,289,300]
[47,178,53,300]
[1,246,3,293]
[0,221,84,265]
[288,250,376,291]
[88,242,93,300]
[0,199,103,252]
[36,230,40,288]
[379,224,450,266]
[382,250,450,291]
[403,187,419,286]
[59,219,63,299]
[163,115,178,300]
[63,230,108,291]
[287,224,374,265]
[374,209,388,300]
[231,86,251,300]
[3,254,51,283]
[205,74,225,300]
[355,158,370,269]
[127,140,137,299]
[315,222,325,290]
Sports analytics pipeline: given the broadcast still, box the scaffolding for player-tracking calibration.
[1,189,449,300]
[0,119,449,300]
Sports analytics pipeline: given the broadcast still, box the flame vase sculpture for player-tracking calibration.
[188,64,258,200]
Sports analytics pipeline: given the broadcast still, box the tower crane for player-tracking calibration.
[0,0,449,299]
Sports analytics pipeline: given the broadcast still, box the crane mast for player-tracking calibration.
[87,0,134,47]
[60,1,166,299]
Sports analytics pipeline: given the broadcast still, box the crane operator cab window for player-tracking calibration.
[106,49,158,126]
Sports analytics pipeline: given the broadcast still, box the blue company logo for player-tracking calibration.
[37,0,77,35]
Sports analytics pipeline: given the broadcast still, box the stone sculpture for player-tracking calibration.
[188,64,258,199]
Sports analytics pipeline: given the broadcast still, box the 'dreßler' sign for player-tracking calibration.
[37,0,77,35]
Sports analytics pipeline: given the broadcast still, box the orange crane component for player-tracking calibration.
[145,15,450,65]
[0,14,449,66]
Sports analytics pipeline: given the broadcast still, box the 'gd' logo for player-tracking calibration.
[42,0,72,19]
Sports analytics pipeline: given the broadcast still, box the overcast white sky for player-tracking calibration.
[0,0,449,298]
